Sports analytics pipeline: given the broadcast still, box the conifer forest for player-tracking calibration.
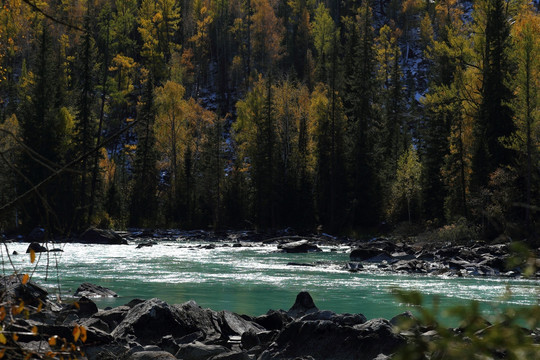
[0,0,538,242]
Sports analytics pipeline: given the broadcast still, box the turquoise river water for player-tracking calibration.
[1,240,538,323]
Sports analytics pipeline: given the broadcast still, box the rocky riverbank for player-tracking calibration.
[5,227,540,279]
[1,276,539,360]
[119,228,539,279]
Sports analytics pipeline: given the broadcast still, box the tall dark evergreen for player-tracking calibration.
[19,22,74,232]
[314,83,346,231]
[419,5,461,221]
[253,76,276,228]
[88,6,113,224]
[343,3,380,227]
[472,0,514,190]
[129,74,158,227]
[74,12,99,228]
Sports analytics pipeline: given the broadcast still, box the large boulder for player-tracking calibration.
[259,318,405,360]
[278,240,322,253]
[111,298,199,345]
[74,283,118,298]
[90,305,131,332]
[26,242,47,253]
[353,318,406,352]
[112,299,242,345]
[350,240,399,262]
[287,292,318,318]
[350,248,391,262]
[255,310,291,330]
[80,228,127,245]
[173,300,223,341]
[218,310,265,337]
[0,274,48,307]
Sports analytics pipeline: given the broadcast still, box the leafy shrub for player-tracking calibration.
[435,218,478,243]
[393,246,539,359]
[392,289,540,360]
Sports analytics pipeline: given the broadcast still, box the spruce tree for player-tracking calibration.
[73,10,98,228]
[129,72,158,227]
[471,0,515,190]
[19,21,74,231]
[343,2,380,227]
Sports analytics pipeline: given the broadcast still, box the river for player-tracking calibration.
[2,240,538,323]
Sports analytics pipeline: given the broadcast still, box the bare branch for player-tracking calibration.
[0,119,140,213]
[21,0,85,32]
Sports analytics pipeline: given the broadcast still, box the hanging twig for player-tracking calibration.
[21,0,85,32]
[0,118,141,213]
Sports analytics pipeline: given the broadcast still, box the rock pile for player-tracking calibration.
[349,240,536,277]
[1,277,409,360]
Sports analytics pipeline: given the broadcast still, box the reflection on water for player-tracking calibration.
[2,240,538,321]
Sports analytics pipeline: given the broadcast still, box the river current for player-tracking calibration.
[2,240,538,323]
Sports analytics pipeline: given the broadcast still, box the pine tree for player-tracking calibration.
[234,76,276,228]
[342,2,380,227]
[375,22,406,211]
[138,0,181,81]
[507,4,540,234]
[73,9,99,228]
[19,21,75,231]
[471,0,515,190]
[129,72,158,227]
[312,83,346,231]
[111,0,138,57]
[420,0,465,221]
[189,1,213,95]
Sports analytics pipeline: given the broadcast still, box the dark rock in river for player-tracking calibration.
[393,259,428,273]
[26,242,47,253]
[287,262,315,267]
[345,262,363,272]
[136,241,157,249]
[80,228,128,245]
[349,240,401,262]
[74,282,118,297]
[278,240,322,253]
[287,291,318,318]
[350,248,391,262]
